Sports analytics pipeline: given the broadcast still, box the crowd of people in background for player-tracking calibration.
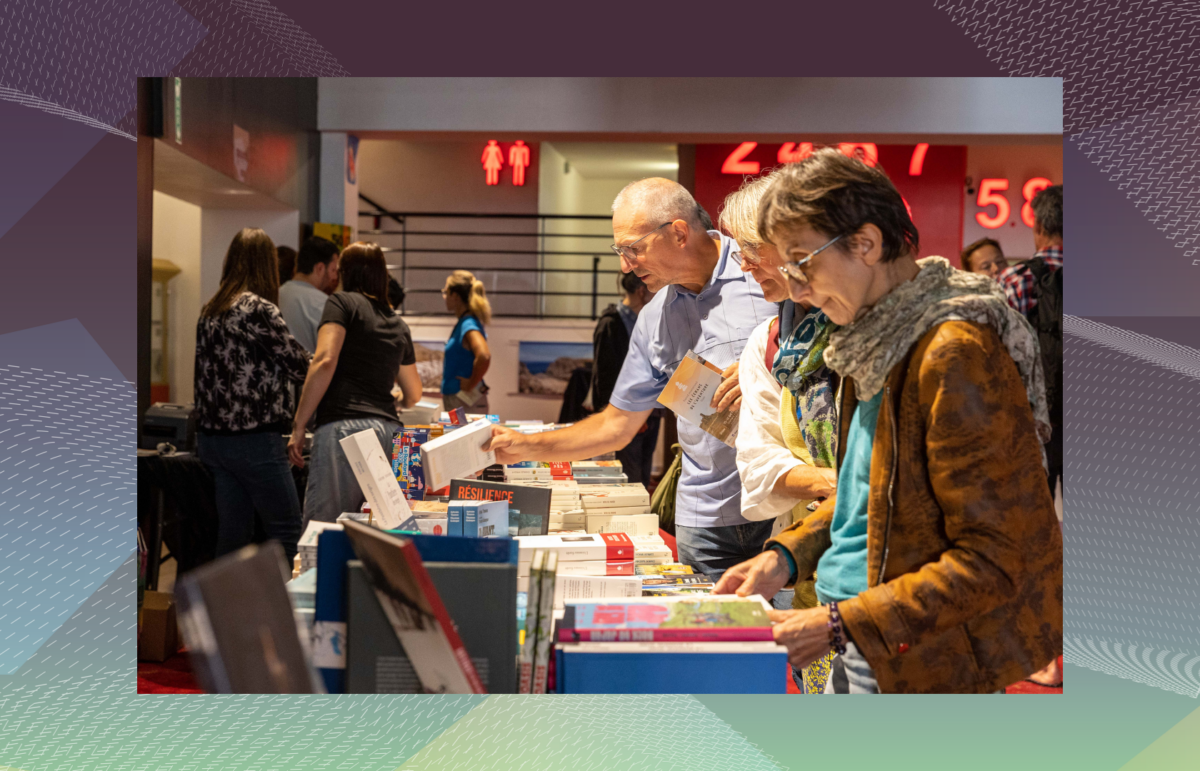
[190,147,1063,694]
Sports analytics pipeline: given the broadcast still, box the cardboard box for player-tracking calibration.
[138,590,180,662]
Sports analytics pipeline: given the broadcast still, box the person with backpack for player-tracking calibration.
[997,183,1064,688]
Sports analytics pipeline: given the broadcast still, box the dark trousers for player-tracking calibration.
[197,431,302,563]
[616,412,662,484]
[1046,423,1063,496]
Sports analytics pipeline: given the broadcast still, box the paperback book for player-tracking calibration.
[656,350,739,448]
[557,598,773,643]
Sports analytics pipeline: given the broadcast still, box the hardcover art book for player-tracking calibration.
[557,598,773,643]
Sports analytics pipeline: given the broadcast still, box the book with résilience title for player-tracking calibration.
[656,350,738,448]
[340,520,486,694]
[556,597,773,643]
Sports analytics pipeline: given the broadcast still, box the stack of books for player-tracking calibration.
[478,463,507,483]
[447,499,509,537]
[580,484,652,533]
[391,427,432,500]
[554,596,787,694]
[516,533,636,592]
[297,520,342,574]
[572,460,629,485]
[631,533,673,566]
[285,566,318,634]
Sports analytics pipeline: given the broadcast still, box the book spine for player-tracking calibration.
[400,539,487,694]
[558,627,776,643]
[517,550,545,694]
[531,551,558,694]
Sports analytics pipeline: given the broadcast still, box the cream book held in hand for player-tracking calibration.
[657,350,739,448]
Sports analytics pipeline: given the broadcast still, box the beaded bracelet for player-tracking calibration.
[827,601,848,655]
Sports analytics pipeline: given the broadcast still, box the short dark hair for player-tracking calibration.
[1032,184,1063,238]
[338,242,390,307]
[758,147,919,263]
[961,237,1003,270]
[276,245,296,282]
[696,204,714,231]
[296,236,340,274]
[620,271,647,296]
[387,275,405,309]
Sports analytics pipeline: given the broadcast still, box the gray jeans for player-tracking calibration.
[303,417,401,526]
[824,641,880,694]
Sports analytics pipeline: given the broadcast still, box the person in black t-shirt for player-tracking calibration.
[288,242,423,524]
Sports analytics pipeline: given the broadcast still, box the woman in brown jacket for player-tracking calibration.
[714,149,1063,694]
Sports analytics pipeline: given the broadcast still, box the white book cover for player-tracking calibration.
[419,419,497,491]
[580,505,649,518]
[553,575,641,610]
[338,429,411,529]
[580,492,651,509]
[656,350,739,448]
[298,520,343,548]
[517,533,634,563]
[521,560,635,577]
[587,513,659,536]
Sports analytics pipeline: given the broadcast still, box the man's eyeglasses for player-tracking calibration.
[778,235,842,284]
[611,222,671,261]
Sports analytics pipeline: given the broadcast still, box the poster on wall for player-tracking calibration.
[518,342,592,396]
[413,340,446,395]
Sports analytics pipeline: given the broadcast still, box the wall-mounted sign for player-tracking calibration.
[482,140,503,185]
[975,176,1053,230]
[233,124,249,182]
[508,140,530,186]
[481,140,532,186]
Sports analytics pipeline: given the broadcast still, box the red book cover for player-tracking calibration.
[600,532,635,561]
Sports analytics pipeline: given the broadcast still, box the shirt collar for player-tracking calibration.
[666,231,744,304]
[1034,246,1063,261]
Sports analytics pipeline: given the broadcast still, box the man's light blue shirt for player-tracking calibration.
[278,279,329,354]
[608,232,775,528]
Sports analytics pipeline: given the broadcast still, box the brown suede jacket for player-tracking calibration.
[767,320,1063,694]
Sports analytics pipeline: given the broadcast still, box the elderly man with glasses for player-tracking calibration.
[486,177,780,594]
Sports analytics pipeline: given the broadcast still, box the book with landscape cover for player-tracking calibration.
[656,350,738,448]
[556,598,773,643]
[517,549,546,693]
[531,550,558,694]
[341,520,486,694]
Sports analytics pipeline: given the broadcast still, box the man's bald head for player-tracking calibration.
[612,177,706,232]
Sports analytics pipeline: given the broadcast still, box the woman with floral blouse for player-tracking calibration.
[194,228,311,562]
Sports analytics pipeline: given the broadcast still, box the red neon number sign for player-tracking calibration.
[908,143,929,176]
[837,143,878,167]
[1021,177,1051,227]
[778,142,813,163]
[721,142,760,174]
[975,178,1011,229]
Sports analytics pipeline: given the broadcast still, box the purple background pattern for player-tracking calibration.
[0,0,1196,767]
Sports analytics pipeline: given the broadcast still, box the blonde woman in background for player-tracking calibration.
[441,270,493,413]
[721,173,839,693]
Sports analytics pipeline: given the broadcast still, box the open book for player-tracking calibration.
[657,351,738,447]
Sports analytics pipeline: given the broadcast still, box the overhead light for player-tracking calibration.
[221,188,255,195]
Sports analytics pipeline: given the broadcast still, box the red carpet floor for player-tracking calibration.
[137,649,203,694]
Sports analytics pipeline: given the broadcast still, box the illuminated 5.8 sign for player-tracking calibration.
[975,177,1052,229]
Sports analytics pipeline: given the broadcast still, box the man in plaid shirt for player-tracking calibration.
[998,185,1063,315]
[998,183,1064,690]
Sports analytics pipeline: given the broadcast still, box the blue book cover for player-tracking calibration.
[312,529,357,694]
[476,500,508,538]
[397,532,519,564]
[556,644,787,694]
[462,501,479,538]
[447,500,464,536]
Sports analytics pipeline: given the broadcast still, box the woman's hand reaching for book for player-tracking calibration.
[712,548,791,601]
[767,606,834,669]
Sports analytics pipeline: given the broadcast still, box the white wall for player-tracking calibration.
[961,144,1063,262]
[319,78,1062,137]
[152,191,202,404]
[199,209,300,306]
[402,316,596,423]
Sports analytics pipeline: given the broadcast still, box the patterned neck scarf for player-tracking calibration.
[771,302,839,468]
[825,256,1052,444]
